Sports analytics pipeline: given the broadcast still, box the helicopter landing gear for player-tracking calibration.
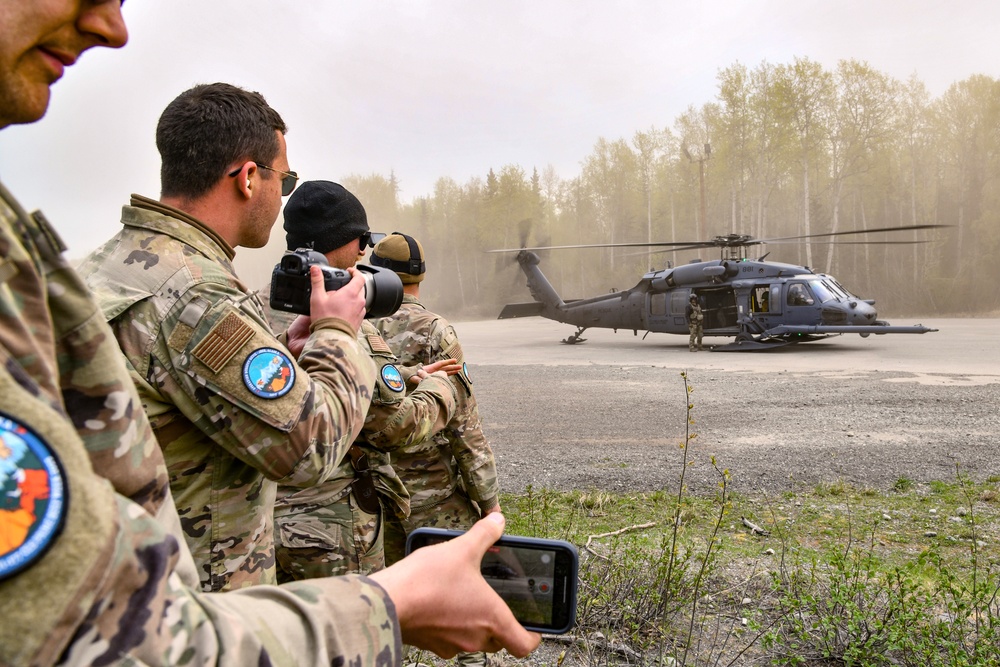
[562,327,588,345]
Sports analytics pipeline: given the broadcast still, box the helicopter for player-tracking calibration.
[491,225,945,351]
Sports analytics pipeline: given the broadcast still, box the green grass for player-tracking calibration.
[504,479,1000,572]
[496,477,1000,666]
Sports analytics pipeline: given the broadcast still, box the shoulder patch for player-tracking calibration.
[0,414,68,581]
[194,311,255,372]
[367,333,393,356]
[242,347,296,399]
[380,364,405,393]
[443,338,464,364]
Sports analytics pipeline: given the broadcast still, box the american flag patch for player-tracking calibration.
[193,311,255,373]
[367,334,393,355]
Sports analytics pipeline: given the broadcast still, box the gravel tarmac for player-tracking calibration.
[451,317,1000,497]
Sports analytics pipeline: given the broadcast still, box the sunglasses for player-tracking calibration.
[228,162,299,197]
[359,231,387,248]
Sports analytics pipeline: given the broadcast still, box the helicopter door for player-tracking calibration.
[769,284,782,314]
[783,282,818,325]
[699,288,738,330]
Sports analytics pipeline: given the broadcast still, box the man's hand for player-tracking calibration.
[370,513,541,658]
[308,265,366,332]
[407,358,461,386]
[284,315,312,358]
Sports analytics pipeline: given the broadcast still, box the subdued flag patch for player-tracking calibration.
[367,334,393,356]
[193,311,255,373]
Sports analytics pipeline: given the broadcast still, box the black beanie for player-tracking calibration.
[282,180,369,253]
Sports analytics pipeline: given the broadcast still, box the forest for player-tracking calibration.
[334,58,999,321]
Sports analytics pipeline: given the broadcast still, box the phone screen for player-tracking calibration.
[406,529,578,634]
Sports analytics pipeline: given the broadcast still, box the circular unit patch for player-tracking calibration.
[0,413,68,581]
[381,364,405,393]
[242,347,296,399]
[462,361,472,384]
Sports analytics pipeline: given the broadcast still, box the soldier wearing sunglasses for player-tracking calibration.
[81,82,377,593]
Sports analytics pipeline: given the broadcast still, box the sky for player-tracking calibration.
[1,0,997,257]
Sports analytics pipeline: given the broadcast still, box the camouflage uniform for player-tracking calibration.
[686,299,704,351]
[262,289,459,580]
[0,182,400,666]
[373,294,500,565]
[80,195,377,592]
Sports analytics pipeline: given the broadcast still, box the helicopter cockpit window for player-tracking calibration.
[808,280,838,304]
[829,279,855,299]
[787,283,815,306]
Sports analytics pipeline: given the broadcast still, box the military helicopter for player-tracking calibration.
[491,225,945,351]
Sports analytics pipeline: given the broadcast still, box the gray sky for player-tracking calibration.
[1,0,997,256]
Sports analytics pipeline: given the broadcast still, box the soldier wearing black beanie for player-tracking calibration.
[283,180,369,253]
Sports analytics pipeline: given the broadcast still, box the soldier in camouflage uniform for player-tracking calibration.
[371,233,502,667]
[265,180,461,580]
[0,5,539,663]
[686,294,704,351]
[79,84,382,592]
[370,233,502,564]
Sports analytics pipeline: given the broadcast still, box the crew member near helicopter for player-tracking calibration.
[686,294,704,351]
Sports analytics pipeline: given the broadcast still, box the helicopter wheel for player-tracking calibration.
[561,327,588,345]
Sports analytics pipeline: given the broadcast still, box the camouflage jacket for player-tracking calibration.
[373,295,500,512]
[268,298,459,521]
[0,183,400,666]
[80,195,376,592]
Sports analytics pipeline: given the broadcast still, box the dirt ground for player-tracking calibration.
[453,317,1000,497]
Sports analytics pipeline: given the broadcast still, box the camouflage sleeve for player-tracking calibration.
[362,373,458,451]
[17,498,402,666]
[148,281,376,487]
[0,363,399,666]
[426,321,500,506]
[0,193,171,520]
[447,389,501,509]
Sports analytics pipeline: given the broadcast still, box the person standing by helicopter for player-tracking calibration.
[686,294,704,351]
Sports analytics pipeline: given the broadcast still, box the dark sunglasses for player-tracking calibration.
[228,163,299,197]
[359,231,387,248]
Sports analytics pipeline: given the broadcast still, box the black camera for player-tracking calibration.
[269,248,403,318]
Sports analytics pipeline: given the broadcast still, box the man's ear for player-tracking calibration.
[232,161,257,200]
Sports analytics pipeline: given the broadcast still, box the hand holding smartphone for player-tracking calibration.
[406,528,579,634]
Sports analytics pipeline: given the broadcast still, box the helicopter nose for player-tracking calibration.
[853,302,878,324]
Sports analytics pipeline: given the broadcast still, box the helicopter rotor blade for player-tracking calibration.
[765,239,933,245]
[517,218,532,249]
[485,240,720,253]
[485,224,949,254]
[757,224,948,244]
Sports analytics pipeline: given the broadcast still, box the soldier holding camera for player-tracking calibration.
[264,180,461,580]
[80,84,380,593]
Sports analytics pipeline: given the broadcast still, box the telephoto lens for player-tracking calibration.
[356,264,403,318]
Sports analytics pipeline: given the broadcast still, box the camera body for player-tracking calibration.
[269,248,403,318]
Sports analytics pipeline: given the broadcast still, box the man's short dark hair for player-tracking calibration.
[156,83,287,199]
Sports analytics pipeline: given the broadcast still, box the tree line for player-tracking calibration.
[340,58,1000,321]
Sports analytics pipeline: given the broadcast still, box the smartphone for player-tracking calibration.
[405,527,579,634]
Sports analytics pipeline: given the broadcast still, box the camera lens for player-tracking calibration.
[359,265,403,318]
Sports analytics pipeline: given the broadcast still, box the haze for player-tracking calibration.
[0,0,996,256]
